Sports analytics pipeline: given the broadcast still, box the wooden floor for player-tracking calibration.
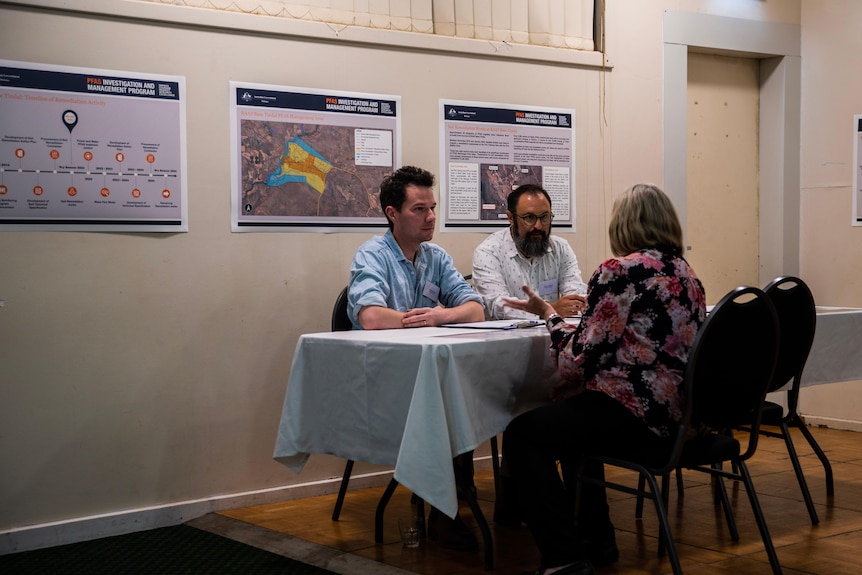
[221,426,862,575]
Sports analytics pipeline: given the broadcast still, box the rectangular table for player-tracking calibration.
[274,325,559,520]
[801,307,862,387]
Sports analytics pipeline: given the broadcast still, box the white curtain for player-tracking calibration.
[431,0,593,49]
[142,0,594,51]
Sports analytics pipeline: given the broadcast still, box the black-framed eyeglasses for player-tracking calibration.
[515,212,554,226]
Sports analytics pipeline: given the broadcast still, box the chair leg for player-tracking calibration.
[642,472,683,575]
[792,414,834,496]
[736,460,783,575]
[712,463,738,541]
[675,467,685,495]
[490,435,502,501]
[635,471,673,521]
[635,475,646,519]
[458,468,495,571]
[374,478,400,543]
[657,473,671,557]
[780,422,820,525]
[331,459,354,521]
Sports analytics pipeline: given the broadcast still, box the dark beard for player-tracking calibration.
[513,227,550,258]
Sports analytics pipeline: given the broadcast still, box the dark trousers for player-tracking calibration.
[502,390,665,568]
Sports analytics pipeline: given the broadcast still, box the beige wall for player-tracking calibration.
[795,0,862,429]
[0,0,605,538]
[799,0,862,305]
[2,0,856,549]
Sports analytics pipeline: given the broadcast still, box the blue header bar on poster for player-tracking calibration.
[443,103,572,128]
[235,87,397,117]
[0,66,180,101]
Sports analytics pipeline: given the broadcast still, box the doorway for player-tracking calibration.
[663,11,801,295]
[685,52,761,300]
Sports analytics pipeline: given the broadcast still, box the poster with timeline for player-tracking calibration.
[854,114,862,226]
[0,60,187,232]
[439,99,575,233]
[230,82,401,232]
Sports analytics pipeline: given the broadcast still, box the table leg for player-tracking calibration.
[455,454,494,570]
[374,478,399,543]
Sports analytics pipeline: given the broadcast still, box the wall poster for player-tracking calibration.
[231,83,401,232]
[439,99,575,233]
[0,60,187,232]
[854,114,862,226]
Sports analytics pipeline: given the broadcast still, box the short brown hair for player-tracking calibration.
[379,166,435,231]
[608,184,684,257]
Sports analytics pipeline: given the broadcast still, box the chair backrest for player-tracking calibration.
[763,276,816,395]
[683,286,780,459]
[331,286,352,332]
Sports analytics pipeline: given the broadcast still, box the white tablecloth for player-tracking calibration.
[801,308,862,387]
[274,325,558,518]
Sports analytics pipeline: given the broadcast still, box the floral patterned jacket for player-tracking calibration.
[547,248,706,437]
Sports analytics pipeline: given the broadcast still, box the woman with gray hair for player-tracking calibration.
[501,184,707,575]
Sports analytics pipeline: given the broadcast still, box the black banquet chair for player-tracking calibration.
[575,286,783,575]
[327,287,433,544]
[329,286,355,521]
[737,276,833,525]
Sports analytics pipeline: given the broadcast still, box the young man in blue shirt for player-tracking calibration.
[347,165,484,550]
[348,165,483,329]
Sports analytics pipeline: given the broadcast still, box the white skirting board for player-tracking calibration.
[0,454,498,556]
[800,415,862,433]
[798,379,862,433]
[0,470,393,556]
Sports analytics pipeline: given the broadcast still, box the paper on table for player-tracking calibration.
[440,319,545,330]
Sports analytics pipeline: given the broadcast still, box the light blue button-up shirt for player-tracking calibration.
[348,230,482,329]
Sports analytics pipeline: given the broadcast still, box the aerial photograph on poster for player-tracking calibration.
[231,84,400,231]
[240,123,393,219]
[479,163,543,221]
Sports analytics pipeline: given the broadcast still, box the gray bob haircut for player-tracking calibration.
[608,183,684,257]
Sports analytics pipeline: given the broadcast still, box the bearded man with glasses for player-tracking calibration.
[472,184,587,321]
[471,184,588,529]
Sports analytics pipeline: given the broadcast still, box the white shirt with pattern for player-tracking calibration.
[472,228,587,320]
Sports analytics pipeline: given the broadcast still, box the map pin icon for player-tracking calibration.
[62,110,78,133]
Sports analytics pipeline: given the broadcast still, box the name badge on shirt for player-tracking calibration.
[422,280,441,302]
[538,278,559,297]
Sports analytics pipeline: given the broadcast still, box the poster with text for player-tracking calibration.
[231,83,400,232]
[0,60,187,232]
[439,99,575,232]
[854,115,862,226]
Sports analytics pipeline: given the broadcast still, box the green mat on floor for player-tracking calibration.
[0,524,338,575]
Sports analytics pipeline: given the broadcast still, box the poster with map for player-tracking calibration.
[0,60,186,232]
[230,83,400,231]
[439,99,575,232]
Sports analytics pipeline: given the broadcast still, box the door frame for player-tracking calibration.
[663,11,801,285]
